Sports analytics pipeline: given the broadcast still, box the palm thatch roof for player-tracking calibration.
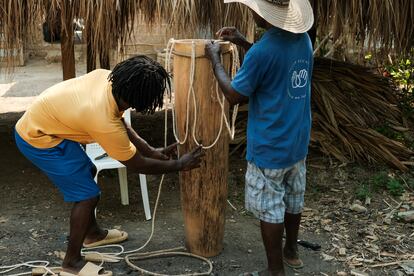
[0,0,252,69]
[1,0,413,69]
[316,0,414,57]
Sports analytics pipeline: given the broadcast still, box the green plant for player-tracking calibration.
[384,51,414,117]
[386,178,405,196]
[371,172,388,191]
[386,57,414,93]
[365,172,406,197]
[355,183,372,201]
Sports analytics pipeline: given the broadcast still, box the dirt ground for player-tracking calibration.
[0,111,340,275]
[1,59,413,275]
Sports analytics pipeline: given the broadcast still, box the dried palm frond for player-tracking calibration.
[232,58,413,171]
[311,58,412,170]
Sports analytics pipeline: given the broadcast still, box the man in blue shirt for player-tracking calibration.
[206,0,314,275]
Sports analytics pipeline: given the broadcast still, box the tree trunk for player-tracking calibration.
[60,0,75,80]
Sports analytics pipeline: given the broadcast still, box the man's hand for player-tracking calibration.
[216,27,252,51]
[205,40,249,107]
[217,27,245,45]
[205,41,222,67]
[178,146,205,171]
[150,142,178,160]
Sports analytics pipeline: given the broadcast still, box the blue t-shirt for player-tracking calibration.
[232,27,313,169]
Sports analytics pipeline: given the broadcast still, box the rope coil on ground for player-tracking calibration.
[0,261,56,276]
[125,250,213,276]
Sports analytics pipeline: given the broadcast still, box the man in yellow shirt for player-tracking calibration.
[15,55,203,275]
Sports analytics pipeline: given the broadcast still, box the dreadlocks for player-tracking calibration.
[108,55,170,114]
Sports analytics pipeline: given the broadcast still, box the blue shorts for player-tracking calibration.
[15,130,100,202]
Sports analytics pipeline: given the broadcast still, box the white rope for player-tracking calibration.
[167,39,191,145]
[166,38,240,149]
[0,38,239,276]
[0,261,57,276]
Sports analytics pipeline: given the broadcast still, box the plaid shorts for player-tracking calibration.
[245,159,306,224]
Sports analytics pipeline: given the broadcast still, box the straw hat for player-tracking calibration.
[224,0,314,33]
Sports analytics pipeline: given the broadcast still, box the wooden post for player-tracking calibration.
[86,24,96,73]
[60,0,75,80]
[173,40,231,257]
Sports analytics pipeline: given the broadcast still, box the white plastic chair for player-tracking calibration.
[85,109,152,220]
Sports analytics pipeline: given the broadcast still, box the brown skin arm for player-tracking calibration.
[122,119,156,157]
[119,151,180,175]
[122,119,177,160]
[205,41,248,106]
[207,14,273,106]
[119,145,204,175]
[120,119,204,174]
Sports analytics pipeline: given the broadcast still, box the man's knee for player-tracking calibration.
[75,195,100,207]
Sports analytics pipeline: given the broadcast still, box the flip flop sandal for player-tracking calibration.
[283,257,304,269]
[55,251,121,263]
[83,229,128,248]
[32,266,62,275]
[83,252,122,263]
[59,262,112,276]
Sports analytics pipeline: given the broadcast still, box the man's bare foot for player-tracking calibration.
[83,229,107,245]
[62,258,86,274]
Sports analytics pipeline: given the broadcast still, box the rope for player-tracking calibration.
[85,174,214,276]
[125,251,213,276]
[166,38,240,149]
[0,261,57,276]
[0,38,239,276]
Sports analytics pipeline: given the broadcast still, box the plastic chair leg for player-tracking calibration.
[118,167,129,205]
[94,171,99,183]
[93,169,99,217]
[139,174,151,220]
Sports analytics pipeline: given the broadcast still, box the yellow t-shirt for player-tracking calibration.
[15,69,136,161]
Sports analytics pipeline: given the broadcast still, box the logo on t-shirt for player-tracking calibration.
[288,59,310,100]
